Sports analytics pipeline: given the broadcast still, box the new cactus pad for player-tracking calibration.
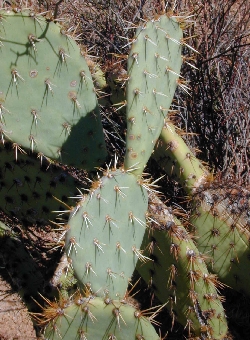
[0,9,107,170]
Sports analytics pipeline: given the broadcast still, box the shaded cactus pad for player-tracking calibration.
[0,142,80,224]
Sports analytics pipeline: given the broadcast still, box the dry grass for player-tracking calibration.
[174,0,250,185]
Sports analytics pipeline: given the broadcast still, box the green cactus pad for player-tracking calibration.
[124,14,183,175]
[191,183,250,295]
[65,168,148,299]
[43,293,160,339]
[137,194,228,339]
[0,142,80,224]
[154,122,250,295]
[154,123,250,296]
[154,122,208,192]
[0,9,107,170]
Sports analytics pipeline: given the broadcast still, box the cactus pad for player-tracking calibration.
[65,168,148,299]
[137,194,228,339]
[0,142,80,224]
[124,14,183,175]
[191,182,250,295]
[42,292,160,339]
[0,9,107,170]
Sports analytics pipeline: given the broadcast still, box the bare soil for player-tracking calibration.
[0,276,37,340]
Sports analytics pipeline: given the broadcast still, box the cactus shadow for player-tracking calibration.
[60,106,107,171]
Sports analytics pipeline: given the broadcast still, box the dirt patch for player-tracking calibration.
[0,276,37,340]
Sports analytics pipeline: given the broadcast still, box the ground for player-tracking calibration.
[0,276,37,340]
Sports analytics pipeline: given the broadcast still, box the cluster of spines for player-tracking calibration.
[37,288,160,340]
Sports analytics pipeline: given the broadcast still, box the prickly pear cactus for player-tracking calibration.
[1,6,240,340]
[0,9,107,170]
[63,12,185,305]
[65,168,148,299]
[124,15,183,175]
